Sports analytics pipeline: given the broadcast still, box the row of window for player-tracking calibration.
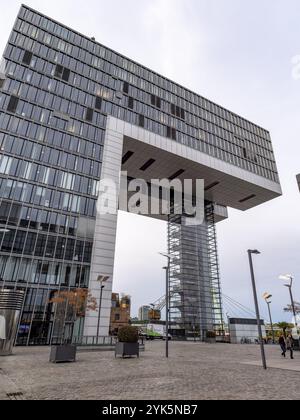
[4,45,277,167]
[0,201,94,238]
[14,47,189,144]
[122,83,275,166]
[0,116,102,178]
[0,101,277,182]
[8,29,273,148]
[0,115,103,164]
[4,61,110,134]
[0,177,96,217]
[1,85,105,144]
[0,255,90,288]
[6,41,123,111]
[0,228,92,262]
[3,39,278,180]
[5,41,275,162]
[8,46,183,131]
[4,57,107,115]
[0,81,278,181]
[0,155,99,197]
[16,9,272,142]
[3,60,107,136]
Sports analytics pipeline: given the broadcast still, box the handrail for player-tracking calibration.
[71,336,145,347]
[71,336,117,346]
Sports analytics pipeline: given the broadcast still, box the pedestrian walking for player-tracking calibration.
[279,335,286,358]
[286,334,294,360]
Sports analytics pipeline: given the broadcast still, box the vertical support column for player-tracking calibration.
[205,203,224,335]
[168,203,223,339]
[84,118,124,338]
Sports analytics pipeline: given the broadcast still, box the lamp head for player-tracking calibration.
[248,249,261,255]
[97,275,110,283]
[159,252,172,259]
[279,274,293,281]
[263,292,272,301]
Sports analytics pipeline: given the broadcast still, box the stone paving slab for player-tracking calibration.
[0,366,23,400]
[0,342,299,400]
[243,358,300,372]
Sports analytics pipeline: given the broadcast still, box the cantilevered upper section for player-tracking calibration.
[0,4,282,213]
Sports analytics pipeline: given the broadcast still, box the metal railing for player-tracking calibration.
[72,336,117,347]
[71,336,145,348]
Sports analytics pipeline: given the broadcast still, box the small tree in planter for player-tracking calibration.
[205,330,216,344]
[49,289,97,363]
[115,326,139,358]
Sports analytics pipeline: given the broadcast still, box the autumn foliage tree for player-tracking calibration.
[50,289,97,343]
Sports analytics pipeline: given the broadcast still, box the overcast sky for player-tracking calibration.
[1,0,300,322]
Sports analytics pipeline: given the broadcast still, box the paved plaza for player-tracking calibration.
[0,341,300,400]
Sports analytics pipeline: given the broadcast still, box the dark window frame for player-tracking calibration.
[95,96,102,110]
[22,50,33,66]
[7,95,19,113]
[85,107,94,122]
[128,97,134,110]
[123,81,129,94]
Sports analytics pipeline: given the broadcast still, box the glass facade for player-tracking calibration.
[0,5,280,344]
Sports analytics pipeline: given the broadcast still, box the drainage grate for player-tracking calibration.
[6,392,24,400]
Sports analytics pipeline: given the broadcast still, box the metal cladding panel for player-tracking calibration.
[0,290,25,310]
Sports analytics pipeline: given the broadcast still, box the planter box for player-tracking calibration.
[115,342,139,358]
[50,345,77,363]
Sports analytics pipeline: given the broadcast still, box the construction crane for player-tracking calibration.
[148,287,183,321]
[149,295,167,321]
[284,302,300,314]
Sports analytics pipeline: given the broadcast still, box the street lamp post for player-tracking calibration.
[164,266,169,358]
[192,304,197,343]
[247,249,267,370]
[279,275,298,330]
[263,293,275,344]
[159,252,172,358]
[96,275,110,342]
[187,301,196,342]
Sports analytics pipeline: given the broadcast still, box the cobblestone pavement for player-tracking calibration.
[0,341,300,400]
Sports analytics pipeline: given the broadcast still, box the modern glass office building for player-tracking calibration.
[0,5,281,344]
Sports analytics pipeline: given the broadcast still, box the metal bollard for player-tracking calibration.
[0,289,24,356]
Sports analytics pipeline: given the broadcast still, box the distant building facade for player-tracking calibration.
[109,293,131,335]
[229,318,266,344]
[138,305,151,322]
